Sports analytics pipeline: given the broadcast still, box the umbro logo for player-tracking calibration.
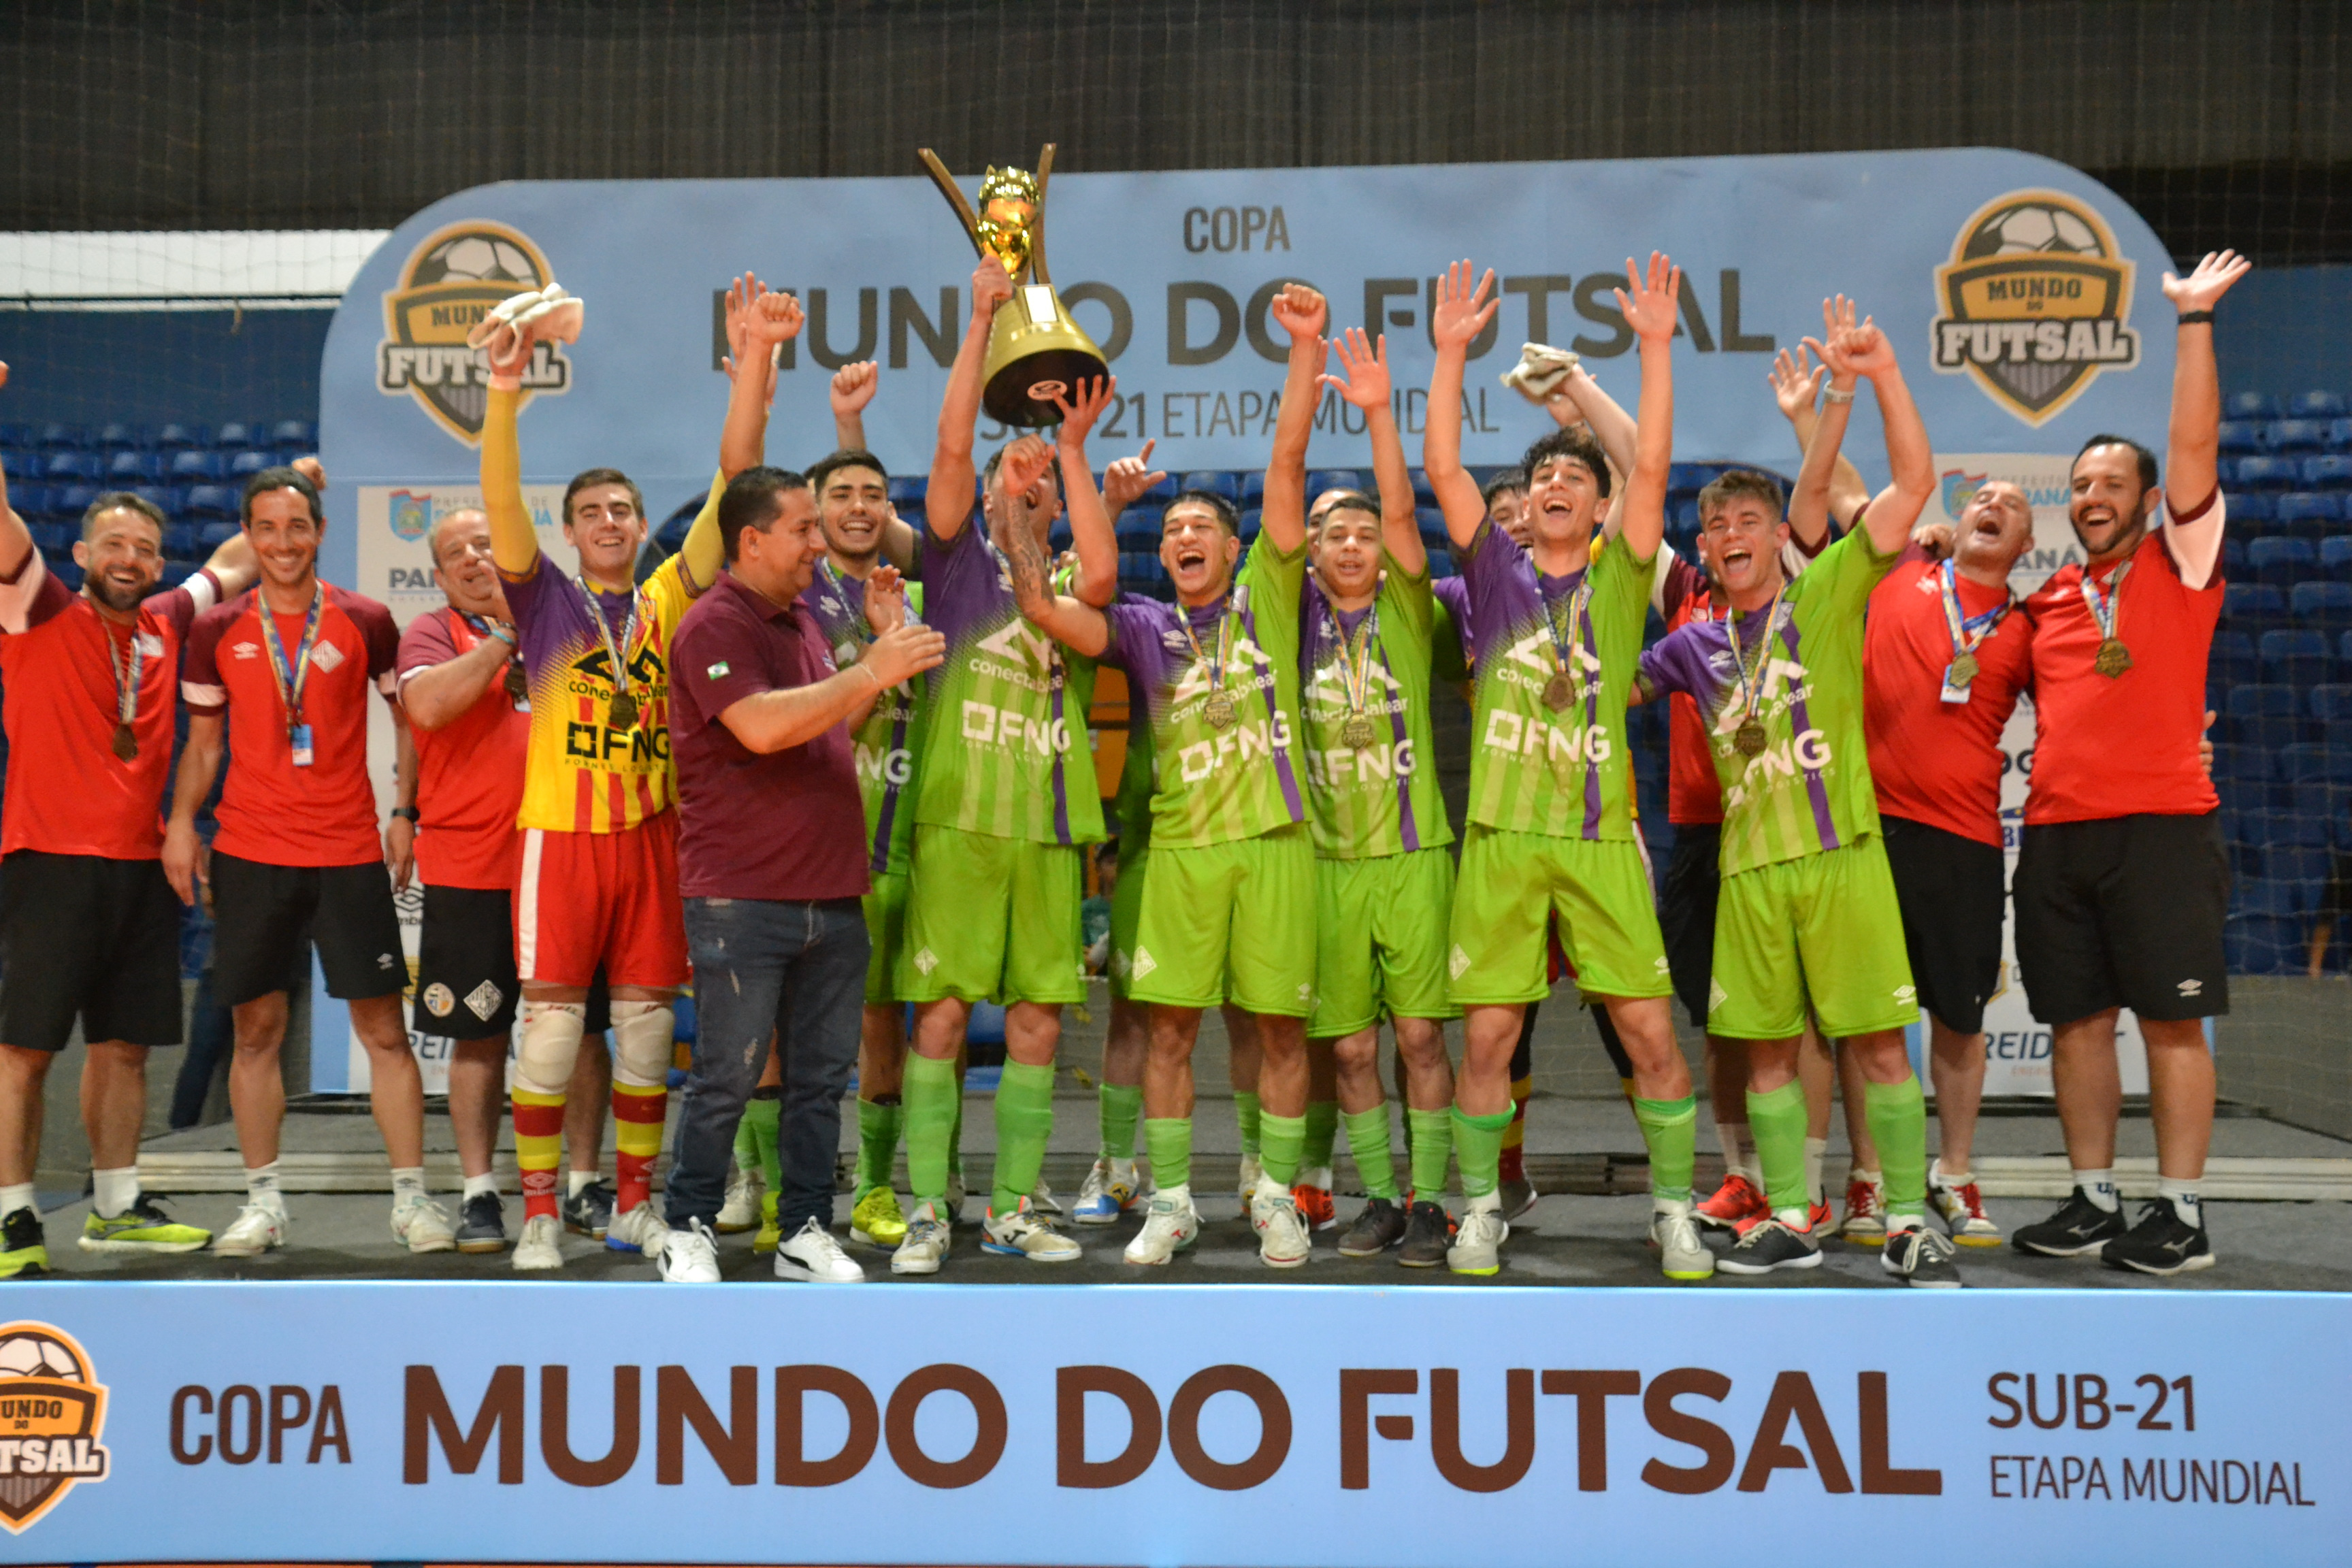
[2176,979,2203,997]
[1654,956,1671,973]
[231,640,261,659]
[1894,983,1916,1003]
[376,953,397,970]
[1160,630,1190,651]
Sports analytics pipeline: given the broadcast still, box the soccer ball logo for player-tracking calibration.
[378,220,572,446]
[1970,201,2106,259]
[410,233,544,291]
[0,1332,81,1382]
[1931,189,2138,426]
[0,1322,110,1533]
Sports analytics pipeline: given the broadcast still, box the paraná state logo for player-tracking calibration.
[0,1322,110,1533]
[378,221,573,446]
[1930,190,2139,427]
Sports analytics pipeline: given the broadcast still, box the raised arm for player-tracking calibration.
[482,330,541,578]
[1767,344,1868,540]
[1260,283,1328,555]
[1424,261,1502,549]
[717,278,805,481]
[926,257,1014,546]
[1319,329,1422,574]
[1047,376,1124,608]
[0,364,27,575]
[1612,252,1680,564]
[832,361,878,453]
[2160,250,2251,517]
[402,624,515,732]
[1002,434,1112,657]
[1810,296,1933,555]
[1552,363,1635,483]
[1788,331,1858,552]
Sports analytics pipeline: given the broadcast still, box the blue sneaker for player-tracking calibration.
[1072,1158,1139,1226]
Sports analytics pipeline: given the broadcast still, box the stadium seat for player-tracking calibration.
[2267,419,2330,454]
[2225,490,2276,523]
[2223,914,2303,976]
[1307,469,1363,498]
[2252,808,2333,851]
[2304,456,2352,489]
[2268,843,2335,902]
[161,525,201,562]
[214,421,260,450]
[2281,743,2352,783]
[2208,631,2258,693]
[95,421,146,449]
[1239,472,1267,507]
[2216,419,2266,455]
[0,422,30,448]
[2315,684,2352,723]
[46,559,81,591]
[886,474,926,506]
[36,423,89,449]
[2234,877,2300,917]
[102,449,163,483]
[28,522,71,554]
[227,450,275,478]
[152,423,210,451]
[1046,519,1072,553]
[270,420,317,450]
[55,484,100,518]
[2293,581,2352,626]
[167,450,226,482]
[42,451,101,483]
[2223,583,2285,626]
[197,521,239,549]
[2276,493,2343,536]
[2259,628,2331,686]
[127,485,172,515]
[2325,538,2352,583]
[1667,463,1718,494]
[1415,505,1446,539]
[1179,470,1239,503]
[2224,391,2280,421]
[1239,508,1263,542]
[2234,455,2301,489]
[2221,538,2246,576]
[2288,391,2347,420]
[2249,536,2313,585]
[1409,468,1437,506]
[1115,507,1160,550]
[184,487,239,521]
[1429,553,1458,580]
[2227,681,2304,747]
[7,482,48,519]
[2330,418,2352,453]
[2342,630,2352,666]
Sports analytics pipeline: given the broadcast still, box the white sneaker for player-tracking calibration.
[512,1213,564,1271]
[982,1197,1083,1262]
[1447,1196,1507,1276]
[892,1202,951,1276]
[391,1194,457,1254]
[776,1216,866,1282]
[1235,1152,1262,1203]
[604,1200,668,1258]
[1029,1179,1063,1217]
[1073,1158,1139,1224]
[716,1164,763,1233]
[1124,1189,1200,1265]
[212,1202,285,1258]
[1649,1203,1714,1281]
[1928,1162,2003,1247]
[1249,1179,1311,1269]
[658,1218,723,1282]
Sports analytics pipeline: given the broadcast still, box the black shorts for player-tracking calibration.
[1880,815,2006,1035]
[2012,812,2230,1026]
[1659,822,1721,1030]
[0,851,184,1051]
[415,884,520,1039]
[210,853,404,1008]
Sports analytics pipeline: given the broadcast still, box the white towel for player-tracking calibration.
[466,284,585,361]
[1501,341,1579,402]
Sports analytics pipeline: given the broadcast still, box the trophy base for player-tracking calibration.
[983,346,1112,428]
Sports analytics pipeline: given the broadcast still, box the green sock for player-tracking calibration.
[1098,1083,1143,1162]
[948,1069,966,1182]
[1301,1099,1339,1173]
[1632,1094,1699,1206]
[1258,1111,1307,1187]
[731,1105,760,1169]
[1745,1081,1810,1215]
[1407,1107,1453,1198]
[854,1096,901,1198]
[1343,1106,1400,1201]
[1144,1117,1193,1192]
[1451,1102,1516,1198]
[742,1094,782,1192]
[1865,1075,1929,1219]
[903,1054,958,1205]
[1234,1092,1261,1156]
[991,1061,1056,1214]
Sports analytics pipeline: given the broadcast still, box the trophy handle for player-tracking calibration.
[917,148,986,259]
[1029,143,1056,287]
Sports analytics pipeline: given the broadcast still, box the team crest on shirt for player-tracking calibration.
[422,983,456,1018]
[310,642,345,673]
[1930,190,2139,426]
[0,1322,111,1533]
[464,981,503,1020]
[376,221,574,446]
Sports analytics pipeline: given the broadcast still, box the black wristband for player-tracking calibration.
[390,806,420,822]
[2176,310,2215,325]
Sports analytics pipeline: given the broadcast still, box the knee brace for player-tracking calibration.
[514,1001,587,1098]
[609,1000,675,1089]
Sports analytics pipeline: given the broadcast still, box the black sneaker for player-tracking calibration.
[456,1192,507,1254]
[1397,1200,1453,1268]
[0,1208,47,1279]
[2101,1199,2216,1276]
[1882,1223,1962,1288]
[2011,1188,2127,1257]
[562,1179,615,1240]
[1716,1216,1823,1275]
[1499,1176,1539,1222]
[1337,1196,1406,1258]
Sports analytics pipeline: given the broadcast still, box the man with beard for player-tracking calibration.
[2009,250,2249,1275]
[167,465,421,1258]
[0,367,256,1275]
[395,505,616,1255]
[1423,257,1701,1280]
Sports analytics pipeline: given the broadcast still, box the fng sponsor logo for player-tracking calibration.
[1177,712,1294,782]
[378,222,573,446]
[0,1322,110,1533]
[961,702,1075,755]
[1931,191,2139,427]
[1481,709,1611,766]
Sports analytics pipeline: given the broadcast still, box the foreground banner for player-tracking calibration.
[1,1284,2340,1565]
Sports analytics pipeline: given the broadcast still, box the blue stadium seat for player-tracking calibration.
[152,423,210,451]
[2216,420,2266,455]
[1429,553,1458,580]
[2221,538,2245,576]
[1307,470,1363,498]
[103,449,163,483]
[214,421,261,450]
[167,450,226,482]
[2276,493,2344,536]
[1409,468,1437,506]
[2292,581,2352,626]
[127,485,172,516]
[1179,470,1240,503]
[2304,456,2352,489]
[1239,508,1263,542]
[2288,391,2347,420]
[2253,808,2333,849]
[2259,628,2331,686]
[0,422,30,448]
[95,421,146,449]
[36,423,89,449]
[28,522,71,554]
[2281,743,2352,783]
[184,487,239,521]
[2267,843,2336,899]
[197,521,239,549]
[886,474,926,506]
[2235,455,2302,489]
[2223,583,2286,625]
[1239,472,1267,507]
[2313,684,2352,721]
[46,559,81,591]
[1046,519,1072,553]
[161,525,201,562]
[2342,630,2352,665]
[2209,631,2259,689]
[10,480,49,517]
[1667,463,1718,494]
[2249,536,2313,585]
[2268,419,2331,454]
[2224,391,2280,421]
[2325,538,2352,584]
[2227,682,2304,748]
[270,420,317,450]
[2225,490,2276,523]
[2331,418,2352,453]
[54,484,100,519]
[1115,507,1160,550]
[42,451,101,483]
[226,449,274,478]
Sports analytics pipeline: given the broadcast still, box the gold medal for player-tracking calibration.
[608,690,640,731]
[1341,714,1376,749]
[1734,719,1767,757]
[505,662,527,702]
[2094,638,2132,679]
[1542,671,1575,710]
[1205,692,1237,730]
[111,721,137,762]
[1948,651,1980,687]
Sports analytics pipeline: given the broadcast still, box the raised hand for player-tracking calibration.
[722,273,763,368]
[832,361,879,419]
[1050,376,1120,448]
[862,621,947,690]
[996,432,1055,501]
[1431,261,1498,354]
[1318,328,1391,410]
[291,455,327,493]
[973,256,1015,318]
[1910,519,1955,560]
[1101,438,1166,516]
[1614,251,1682,345]
[1269,282,1328,346]
[1803,295,1863,380]
[2163,249,2251,314]
[863,562,908,636]
[1768,344,1826,423]
[745,289,803,347]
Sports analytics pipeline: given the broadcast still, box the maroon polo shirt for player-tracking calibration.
[670,569,870,902]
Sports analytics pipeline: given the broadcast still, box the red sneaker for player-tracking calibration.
[1695,1172,1767,1232]
[1291,1181,1337,1232]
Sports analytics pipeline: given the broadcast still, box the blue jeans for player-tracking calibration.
[669,897,868,1235]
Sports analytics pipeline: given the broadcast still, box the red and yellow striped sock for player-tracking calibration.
[512,1089,568,1221]
[611,1083,668,1213]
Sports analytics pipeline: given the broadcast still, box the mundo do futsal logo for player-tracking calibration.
[378,221,574,446]
[1931,190,2140,427]
[0,1322,110,1533]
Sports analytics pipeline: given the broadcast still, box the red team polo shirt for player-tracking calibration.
[0,555,222,860]
[1863,553,2032,847]
[182,581,400,868]
[396,608,529,891]
[2023,496,2225,826]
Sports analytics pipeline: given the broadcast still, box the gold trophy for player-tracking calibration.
[919,143,1107,427]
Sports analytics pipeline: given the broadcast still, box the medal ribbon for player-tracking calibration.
[105,620,144,732]
[2079,558,2132,646]
[1938,560,2012,658]
[582,576,642,708]
[1327,599,1379,726]
[1730,587,1789,734]
[260,583,325,732]
[1541,574,1594,689]
[1181,593,1237,710]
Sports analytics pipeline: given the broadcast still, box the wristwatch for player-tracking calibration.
[390,806,421,822]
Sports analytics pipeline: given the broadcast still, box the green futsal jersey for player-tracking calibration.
[1299,558,1452,860]
[910,520,1103,845]
[1100,534,1307,850]
[1637,529,1900,876]
[1455,521,1650,840]
[799,568,926,876]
